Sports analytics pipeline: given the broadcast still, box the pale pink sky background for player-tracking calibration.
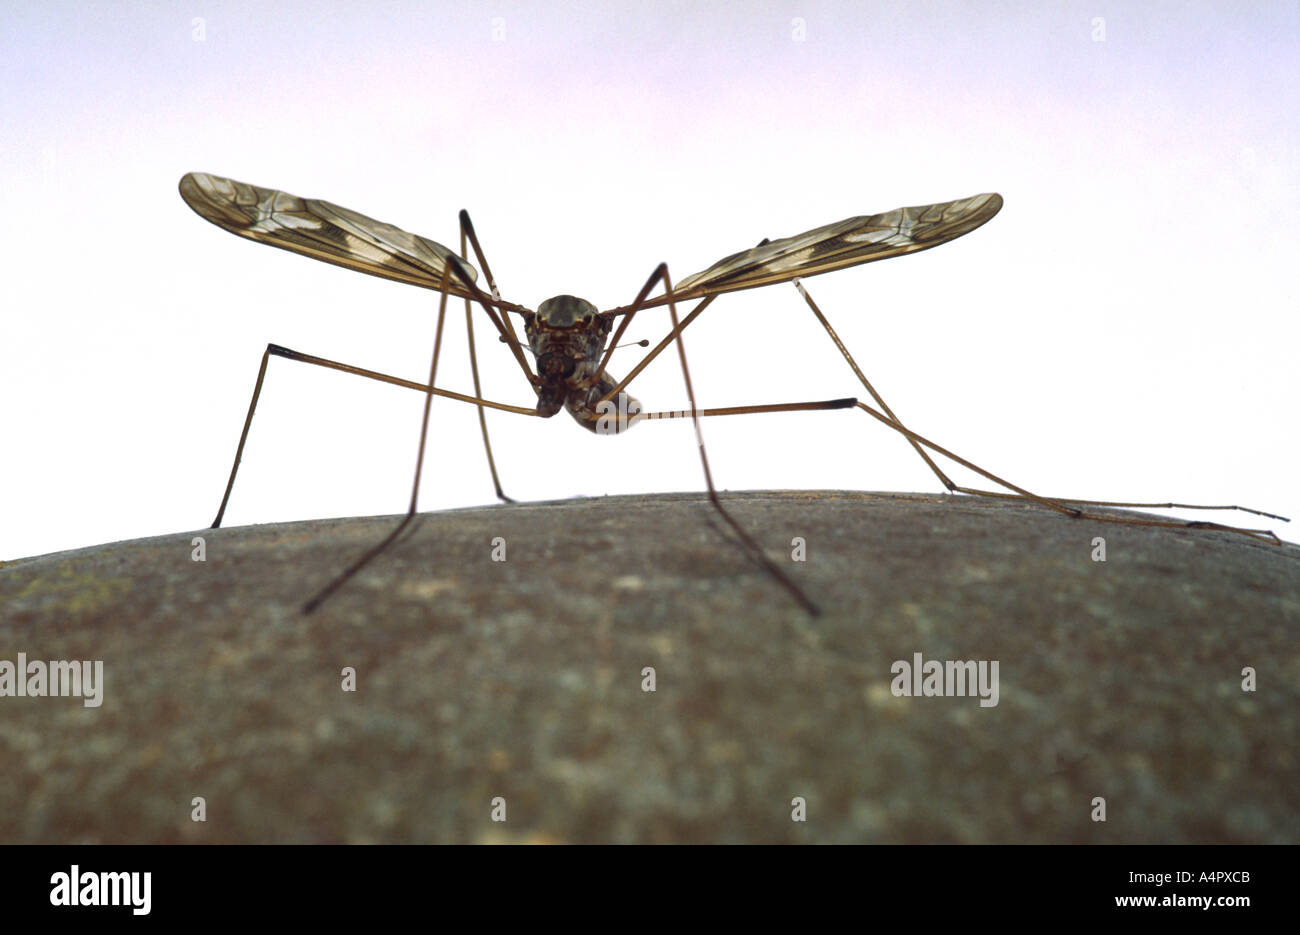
[2,1,1296,559]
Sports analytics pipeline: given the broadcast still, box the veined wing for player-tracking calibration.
[606,193,1001,314]
[178,172,479,296]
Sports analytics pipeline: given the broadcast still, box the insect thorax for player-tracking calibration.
[526,295,642,434]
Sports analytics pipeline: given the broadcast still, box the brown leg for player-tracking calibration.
[459,219,515,502]
[624,263,823,616]
[788,277,1287,543]
[303,264,457,614]
[457,209,535,386]
[594,239,771,406]
[210,344,538,529]
[637,398,857,422]
[853,399,1283,544]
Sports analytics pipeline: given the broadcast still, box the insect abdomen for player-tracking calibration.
[567,375,642,435]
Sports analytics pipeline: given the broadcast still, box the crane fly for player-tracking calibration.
[178,172,1287,616]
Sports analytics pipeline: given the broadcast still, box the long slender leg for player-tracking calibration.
[212,348,271,528]
[637,398,857,421]
[458,209,535,387]
[219,212,523,512]
[906,483,1288,521]
[594,271,1285,546]
[789,278,957,489]
[302,265,456,614]
[595,295,718,407]
[630,263,821,616]
[459,221,514,502]
[636,389,1281,544]
[788,277,1288,537]
[210,345,538,528]
[853,399,1282,544]
[595,239,770,406]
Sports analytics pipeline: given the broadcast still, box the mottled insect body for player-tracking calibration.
[525,295,642,433]
[177,171,1284,615]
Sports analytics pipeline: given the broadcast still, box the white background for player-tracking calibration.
[2,1,1296,560]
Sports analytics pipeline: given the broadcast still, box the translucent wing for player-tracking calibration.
[608,192,1002,313]
[178,172,478,296]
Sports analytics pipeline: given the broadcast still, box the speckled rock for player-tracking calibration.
[1,491,1296,843]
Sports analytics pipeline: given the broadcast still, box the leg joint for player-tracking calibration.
[267,343,307,362]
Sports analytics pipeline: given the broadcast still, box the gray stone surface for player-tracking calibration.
[0,490,1296,843]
